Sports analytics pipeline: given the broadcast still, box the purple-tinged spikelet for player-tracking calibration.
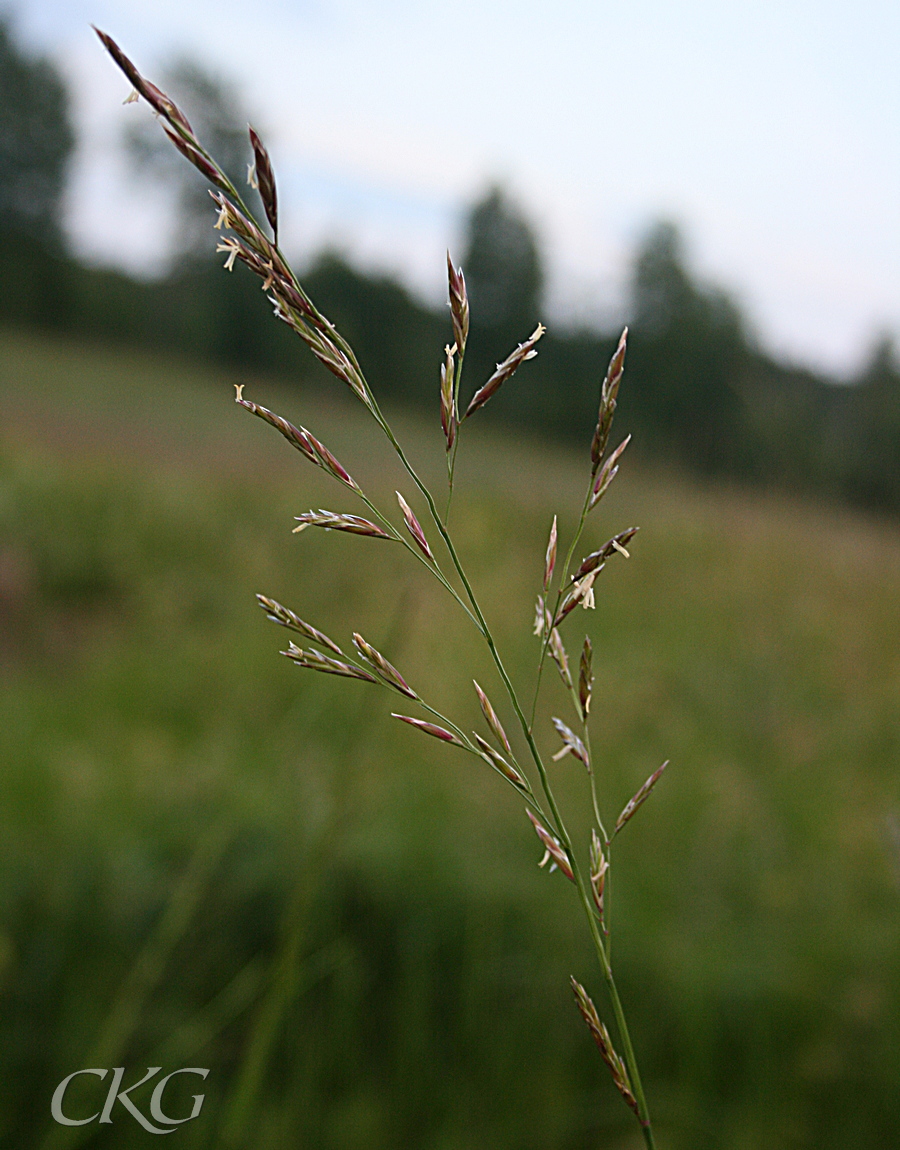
[391,714,463,745]
[590,328,627,474]
[551,718,589,767]
[570,978,640,1117]
[463,324,545,420]
[526,811,575,882]
[304,429,358,489]
[589,829,608,925]
[248,126,278,244]
[95,29,190,131]
[590,434,631,510]
[572,528,639,583]
[473,681,513,756]
[396,493,434,560]
[235,389,359,489]
[352,634,417,698]
[579,637,593,720]
[95,30,236,193]
[281,642,378,683]
[161,123,224,185]
[543,515,558,592]
[257,594,343,655]
[292,511,391,538]
[235,387,316,463]
[548,626,573,689]
[440,343,457,452]
[447,254,469,356]
[473,734,527,789]
[555,527,639,625]
[614,762,669,836]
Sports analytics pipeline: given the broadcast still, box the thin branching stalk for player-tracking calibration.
[98,32,667,1147]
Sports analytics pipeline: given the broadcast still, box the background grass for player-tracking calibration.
[2,328,900,1149]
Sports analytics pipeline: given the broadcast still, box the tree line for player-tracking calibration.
[2,18,899,514]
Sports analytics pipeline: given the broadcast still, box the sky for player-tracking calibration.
[9,0,900,377]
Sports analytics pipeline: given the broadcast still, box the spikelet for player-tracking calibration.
[257,595,343,655]
[548,627,573,689]
[396,493,434,560]
[235,388,359,490]
[590,435,631,510]
[473,734,527,789]
[554,527,640,626]
[526,811,575,882]
[590,328,627,474]
[589,830,608,924]
[391,714,463,745]
[95,29,235,191]
[614,762,669,836]
[543,515,558,591]
[570,978,639,1117]
[579,637,593,720]
[293,511,391,538]
[551,718,589,767]
[440,343,458,451]
[160,123,223,184]
[447,254,469,356]
[281,642,378,683]
[473,681,513,756]
[352,634,417,698]
[96,29,191,133]
[463,325,545,419]
[533,594,548,637]
[248,126,278,243]
[572,528,639,582]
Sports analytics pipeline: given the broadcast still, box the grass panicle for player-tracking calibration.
[98,29,669,1147]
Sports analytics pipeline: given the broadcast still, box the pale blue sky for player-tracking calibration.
[10,0,900,375]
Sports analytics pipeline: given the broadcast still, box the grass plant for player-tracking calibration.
[95,28,668,1145]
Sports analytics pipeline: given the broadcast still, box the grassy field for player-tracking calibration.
[2,326,900,1149]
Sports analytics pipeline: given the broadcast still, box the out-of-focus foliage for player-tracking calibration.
[462,185,543,330]
[624,221,750,474]
[831,336,900,511]
[3,330,900,1149]
[0,17,74,248]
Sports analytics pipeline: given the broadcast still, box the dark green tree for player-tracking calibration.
[624,221,751,473]
[834,336,900,510]
[0,17,74,247]
[462,185,543,331]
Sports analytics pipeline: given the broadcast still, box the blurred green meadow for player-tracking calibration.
[2,327,900,1149]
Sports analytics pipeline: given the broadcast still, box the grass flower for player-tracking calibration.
[98,29,670,1146]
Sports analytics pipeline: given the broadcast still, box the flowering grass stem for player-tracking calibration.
[98,31,664,1144]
